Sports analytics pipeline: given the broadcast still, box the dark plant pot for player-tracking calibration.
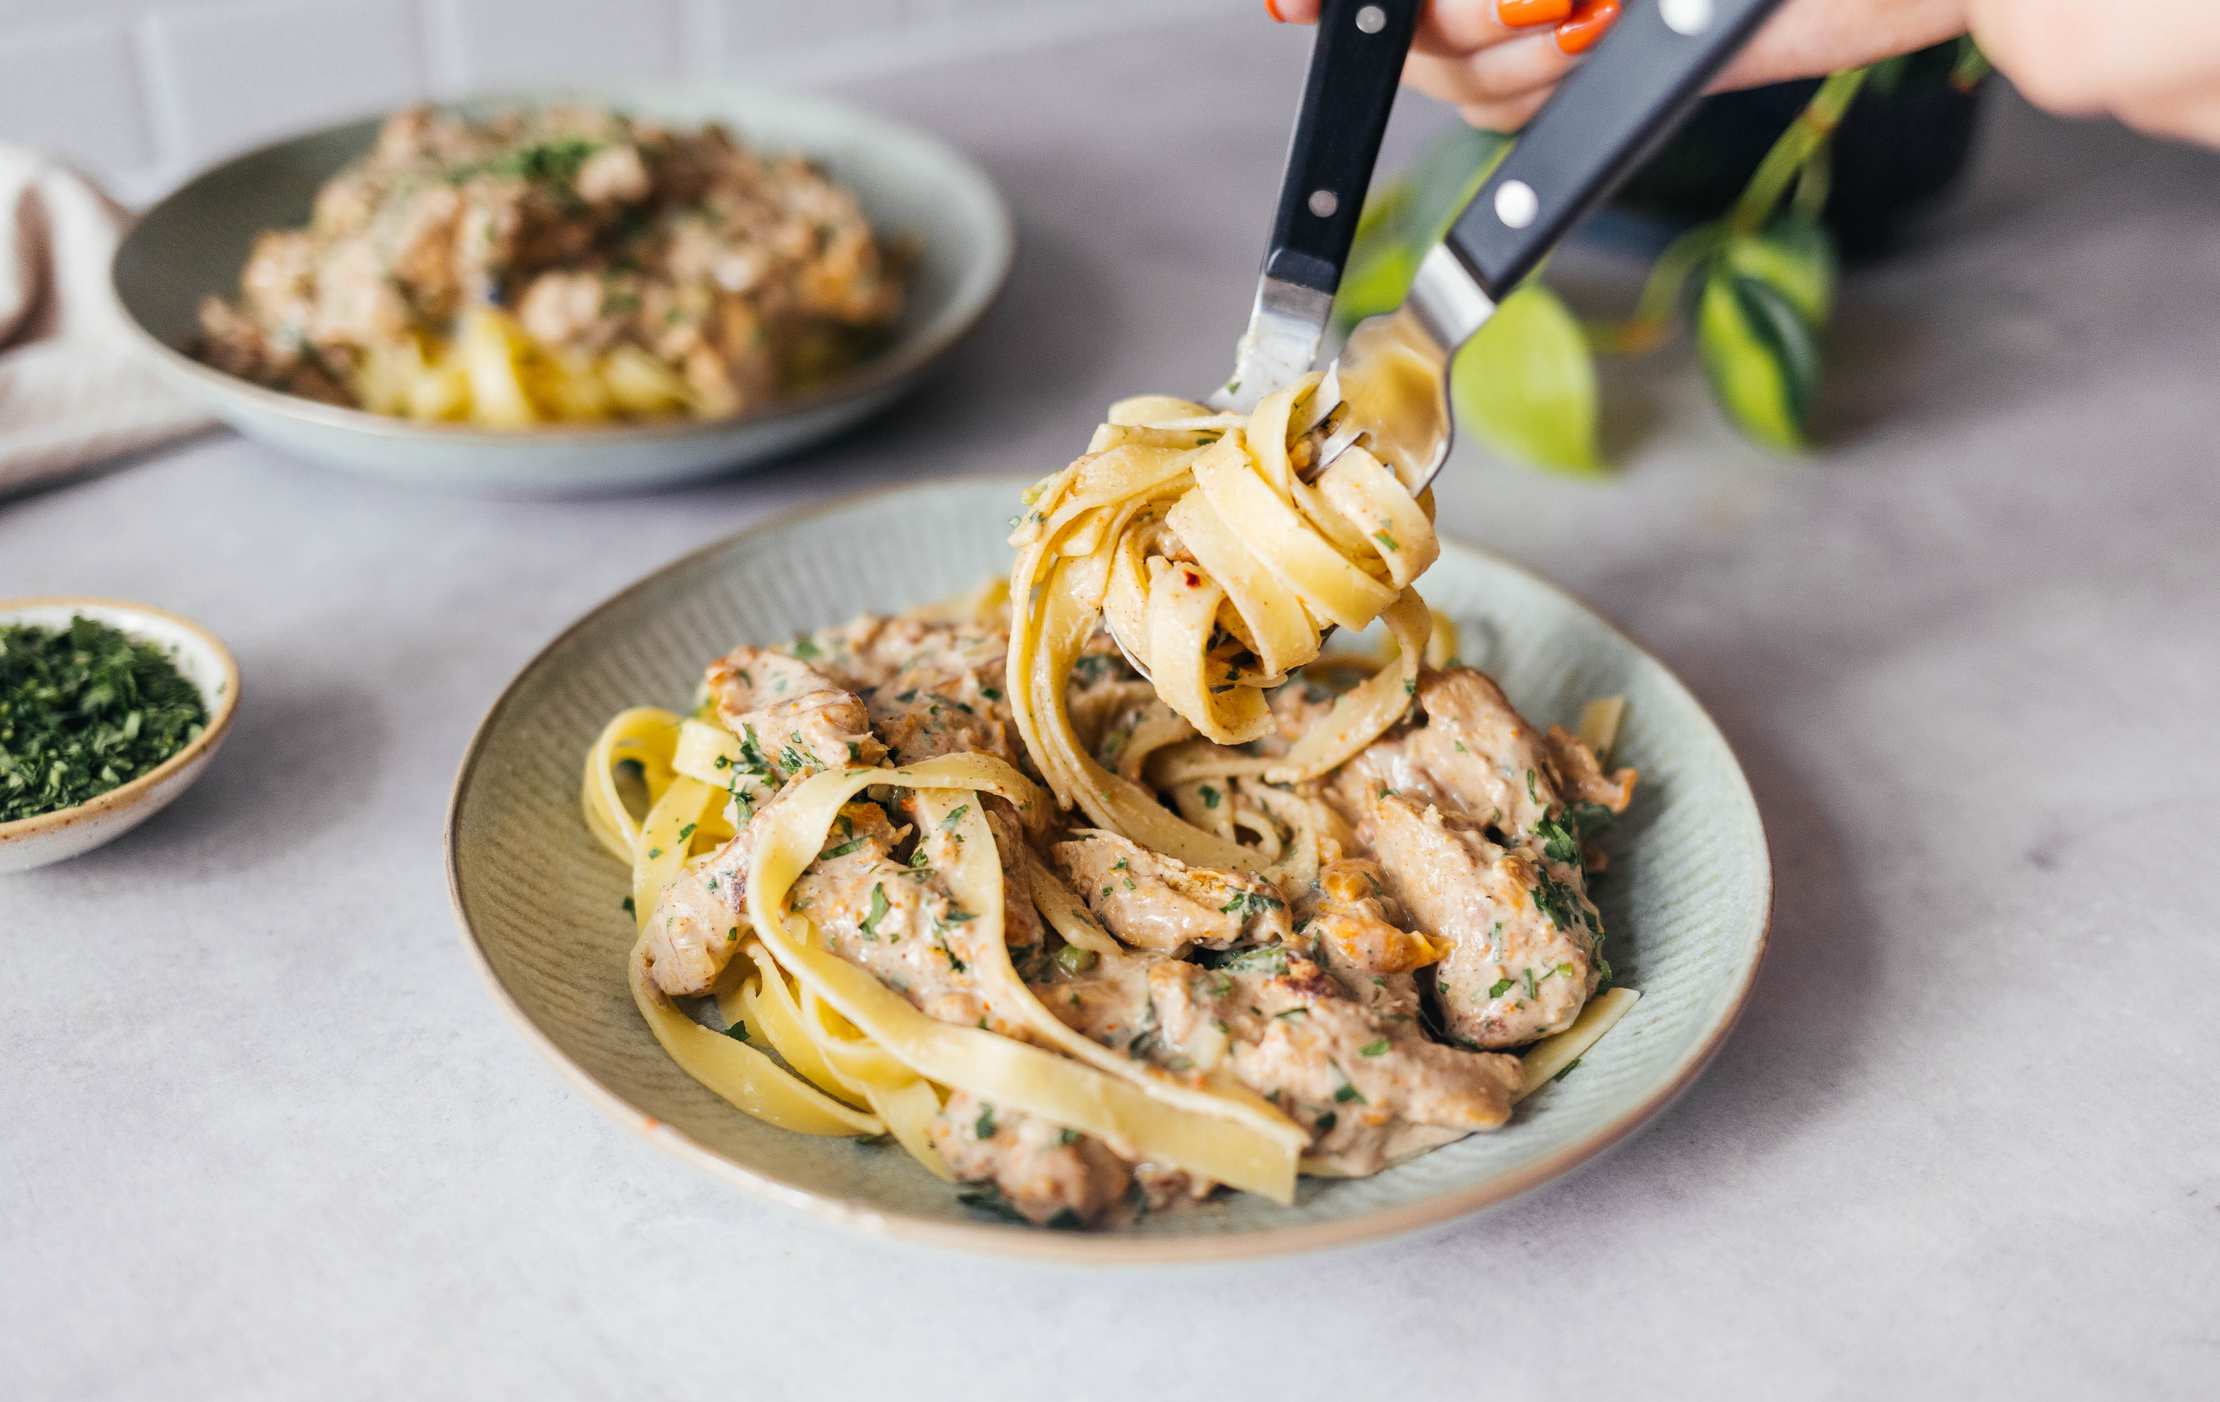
[1614,53,1986,258]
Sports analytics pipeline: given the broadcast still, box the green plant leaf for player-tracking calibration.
[1336,126,1512,328]
[1722,217,1837,328]
[1452,284,1602,475]
[1697,269,1821,452]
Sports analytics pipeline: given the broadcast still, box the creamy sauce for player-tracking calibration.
[647,614,1635,1224]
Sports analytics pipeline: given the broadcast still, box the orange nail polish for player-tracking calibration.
[1265,0,1284,20]
[1555,0,1621,54]
[1498,0,1574,27]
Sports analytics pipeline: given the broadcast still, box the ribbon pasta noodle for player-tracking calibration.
[581,724,1306,1201]
[1007,375,1437,870]
[576,374,1647,1226]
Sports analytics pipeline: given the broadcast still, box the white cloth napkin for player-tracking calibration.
[0,147,211,496]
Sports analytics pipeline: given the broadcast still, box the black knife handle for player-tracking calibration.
[1263,0,1422,295]
[1447,0,1789,298]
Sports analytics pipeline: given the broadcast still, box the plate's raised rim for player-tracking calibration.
[0,596,242,843]
[112,83,1015,447]
[443,479,1774,1263]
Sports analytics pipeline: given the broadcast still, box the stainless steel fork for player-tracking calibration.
[1306,0,1794,488]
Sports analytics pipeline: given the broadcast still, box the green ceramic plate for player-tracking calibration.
[446,479,1771,1260]
[113,85,1012,496]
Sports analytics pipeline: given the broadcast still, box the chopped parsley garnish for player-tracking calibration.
[1199,784,1221,809]
[1533,812,1583,865]
[737,725,771,775]
[1359,1038,1389,1057]
[858,883,890,940]
[1373,529,1398,552]
[937,803,970,833]
[955,1185,1024,1222]
[975,1104,997,1138]
[0,616,208,822]
[1487,977,1515,999]
[1568,800,1616,838]
[1069,653,1119,683]
[1055,943,1097,975]
[1220,945,1290,975]
[451,137,602,186]
[723,1019,749,1043]
[981,686,1003,701]
[620,897,636,916]
[789,636,822,660]
[1333,1082,1363,1104]
[1526,768,1541,803]
[677,822,696,841]
[1315,1111,1337,1131]
[1218,889,1284,918]
[1059,1128,1080,1147]
[1530,870,1593,934]
[818,837,863,860]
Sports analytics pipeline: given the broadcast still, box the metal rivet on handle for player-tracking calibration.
[1494,180,1538,230]
[1308,189,1340,218]
[1660,0,1713,35]
[1355,5,1386,33]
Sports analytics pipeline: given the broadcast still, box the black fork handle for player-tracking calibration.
[1446,0,1790,299]
[1261,0,1423,296]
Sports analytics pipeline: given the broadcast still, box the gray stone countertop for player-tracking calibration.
[4,13,2216,1399]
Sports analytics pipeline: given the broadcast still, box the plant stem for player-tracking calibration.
[1949,36,1993,92]
[1587,222,1725,356]
[1791,146,1833,220]
[1729,67,1871,234]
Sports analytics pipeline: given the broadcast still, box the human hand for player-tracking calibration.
[1266,1,1968,131]
[1970,0,2220,146]
[1266,0,1624,132]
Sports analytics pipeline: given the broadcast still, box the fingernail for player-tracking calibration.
[1555,0,1621,54]
[1265,0,1284,21]
[1498,0,1573,27]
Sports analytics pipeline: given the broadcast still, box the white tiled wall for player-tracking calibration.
[0,0,1220,199]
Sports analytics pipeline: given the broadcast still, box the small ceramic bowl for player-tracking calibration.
[0,599,240,873]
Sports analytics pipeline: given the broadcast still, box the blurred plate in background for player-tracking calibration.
[112,84,1012,496]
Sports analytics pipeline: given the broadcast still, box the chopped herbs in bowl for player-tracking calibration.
[1,617,207,822]
[0,600,239,873]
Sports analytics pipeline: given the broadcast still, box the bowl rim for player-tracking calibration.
[110,83,1016,447]
[0,596,242,843]
[443,479,1775,1263]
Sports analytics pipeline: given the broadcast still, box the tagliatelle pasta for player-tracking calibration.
[199,106,907,428]
[575,378,1650,1227]
[355,308,698,428]
[1007,376,1439,875]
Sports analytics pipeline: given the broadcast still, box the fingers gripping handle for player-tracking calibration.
[1445,0,1789,301]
